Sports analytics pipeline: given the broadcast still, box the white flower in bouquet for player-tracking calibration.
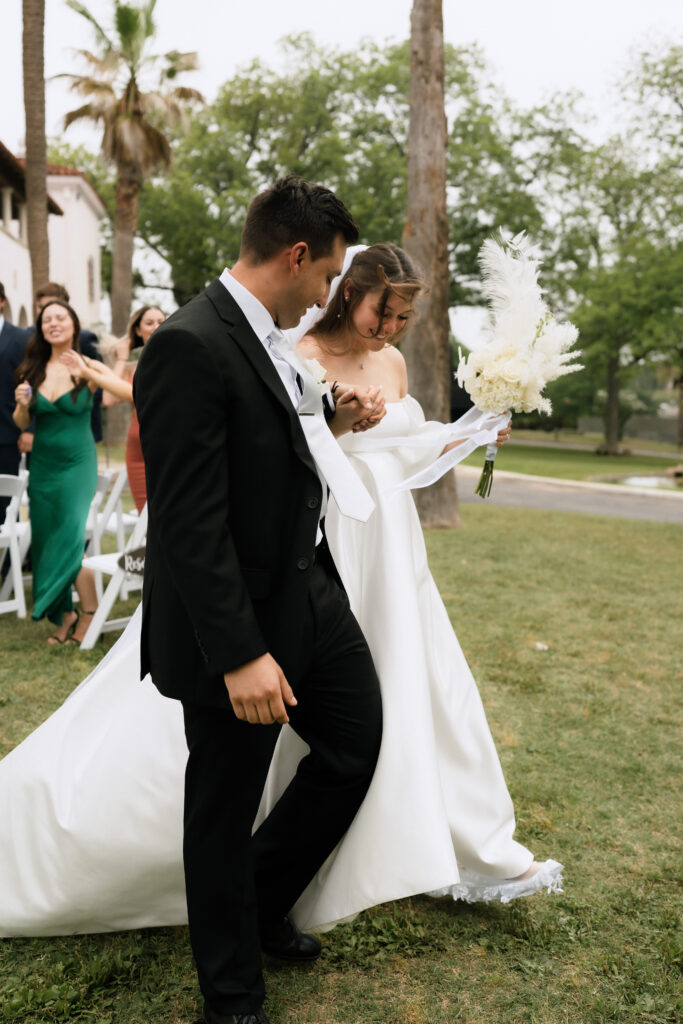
[456,232,582,496]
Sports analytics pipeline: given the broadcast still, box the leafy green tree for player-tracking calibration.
[621,42,683,447]
[523,76,682,453]
[60,0,202,332]
[136,35,545,307]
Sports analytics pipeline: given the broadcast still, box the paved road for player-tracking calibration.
[457,466,683,524]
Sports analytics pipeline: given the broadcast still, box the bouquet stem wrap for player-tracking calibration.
[475,444,500,499]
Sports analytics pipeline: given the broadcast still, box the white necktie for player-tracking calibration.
[268,329,375,522]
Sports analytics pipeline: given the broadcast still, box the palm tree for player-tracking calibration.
[22,0,50,293]
[401,0,458,527]
[61,0,202,333]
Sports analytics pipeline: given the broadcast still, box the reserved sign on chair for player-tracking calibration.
[117,547,145,578]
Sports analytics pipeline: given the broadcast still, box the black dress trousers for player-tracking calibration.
[181,555,382,1019]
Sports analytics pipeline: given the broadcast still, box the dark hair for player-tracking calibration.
[0,281,6,302]
[35,281,70,304]
[127,305,165,349]
[15,300,85,403]
[312,244,426,344]
[239,175,359,264]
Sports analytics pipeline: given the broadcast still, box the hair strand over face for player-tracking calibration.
[312,243,427,344]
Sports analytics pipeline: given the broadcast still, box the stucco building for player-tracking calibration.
[0,141,106,331]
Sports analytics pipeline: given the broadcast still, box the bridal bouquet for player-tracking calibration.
[456,231,582,497]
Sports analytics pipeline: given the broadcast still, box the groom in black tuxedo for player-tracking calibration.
[134,177,383,1024]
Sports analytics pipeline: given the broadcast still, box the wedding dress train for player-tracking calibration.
[0,397,561,937]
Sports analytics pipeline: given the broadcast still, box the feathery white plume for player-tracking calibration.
[456,231,582,416]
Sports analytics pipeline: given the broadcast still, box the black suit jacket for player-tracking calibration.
[0,321,29,447]
[134,279,330,708]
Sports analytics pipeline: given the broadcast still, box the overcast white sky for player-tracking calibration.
[3,0,682,155]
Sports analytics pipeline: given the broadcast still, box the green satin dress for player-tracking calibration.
[29,387,97,625]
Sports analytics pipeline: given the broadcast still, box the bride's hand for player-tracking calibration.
[495,424,512,447]
[329,386,385,437]
[351,386,386,433]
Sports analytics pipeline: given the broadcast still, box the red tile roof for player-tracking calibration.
[0,141,62,215]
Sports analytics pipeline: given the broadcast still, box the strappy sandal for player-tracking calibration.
[47,610,79,646]
[68,609,96,646]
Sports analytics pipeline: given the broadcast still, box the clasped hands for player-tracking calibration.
[330,382,385,437]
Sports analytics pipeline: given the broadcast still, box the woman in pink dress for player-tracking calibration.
[103,306,165,511]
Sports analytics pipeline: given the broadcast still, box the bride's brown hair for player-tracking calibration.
[311,244,426,344]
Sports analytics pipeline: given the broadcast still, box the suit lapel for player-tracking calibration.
[205,279,319,479]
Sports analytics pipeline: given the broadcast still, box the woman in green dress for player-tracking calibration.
[13,301,101,644]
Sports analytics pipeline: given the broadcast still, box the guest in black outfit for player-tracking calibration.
[0,282,29,521]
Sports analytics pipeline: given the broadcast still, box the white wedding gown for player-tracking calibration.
[0,397,561,937]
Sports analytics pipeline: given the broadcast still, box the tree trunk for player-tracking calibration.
[22,0,50,294]
[110,168,140,335]
[401,0,460,527]
[603,355,621,455]
[677,375,683,450]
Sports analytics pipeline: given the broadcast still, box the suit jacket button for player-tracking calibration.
[297,557,309,570]
[307,497,319,509]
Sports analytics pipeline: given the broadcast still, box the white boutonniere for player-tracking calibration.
[300,356,329,396]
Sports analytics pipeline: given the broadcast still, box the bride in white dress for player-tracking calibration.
[0,245,562,938]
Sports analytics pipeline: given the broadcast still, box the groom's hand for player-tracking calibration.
[224,653,297,725]
[329,385,386,437]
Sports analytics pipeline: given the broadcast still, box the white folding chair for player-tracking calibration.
[93,467,141,598]
[0,474,29,617]
[84,469,115,599]
[78,504,147,649]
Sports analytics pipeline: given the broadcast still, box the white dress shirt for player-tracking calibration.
[219,268,325,541]
[219,268,301,409]
[218,269,374,528]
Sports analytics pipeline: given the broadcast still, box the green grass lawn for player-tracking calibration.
[507,430,680,456]
[1,505,681,1023]
[463,443,683,483]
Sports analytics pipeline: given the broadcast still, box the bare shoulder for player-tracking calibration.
[297,334,324,359]
[384,345,406,370]
[385,345,409,395]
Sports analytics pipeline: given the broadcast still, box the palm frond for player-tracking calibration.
[142,0,158,41]
[170,86,204,104]
[58,74,117,100]
[113,117,172,173]
[64,102,101,129]
[70,48,121,76]
[66,0,114,54]
[162,49,200,77]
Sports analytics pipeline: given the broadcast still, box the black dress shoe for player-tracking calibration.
[260,915,322,962]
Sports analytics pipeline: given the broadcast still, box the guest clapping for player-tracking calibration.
[13,302,99,644]
[102,306,166,512]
